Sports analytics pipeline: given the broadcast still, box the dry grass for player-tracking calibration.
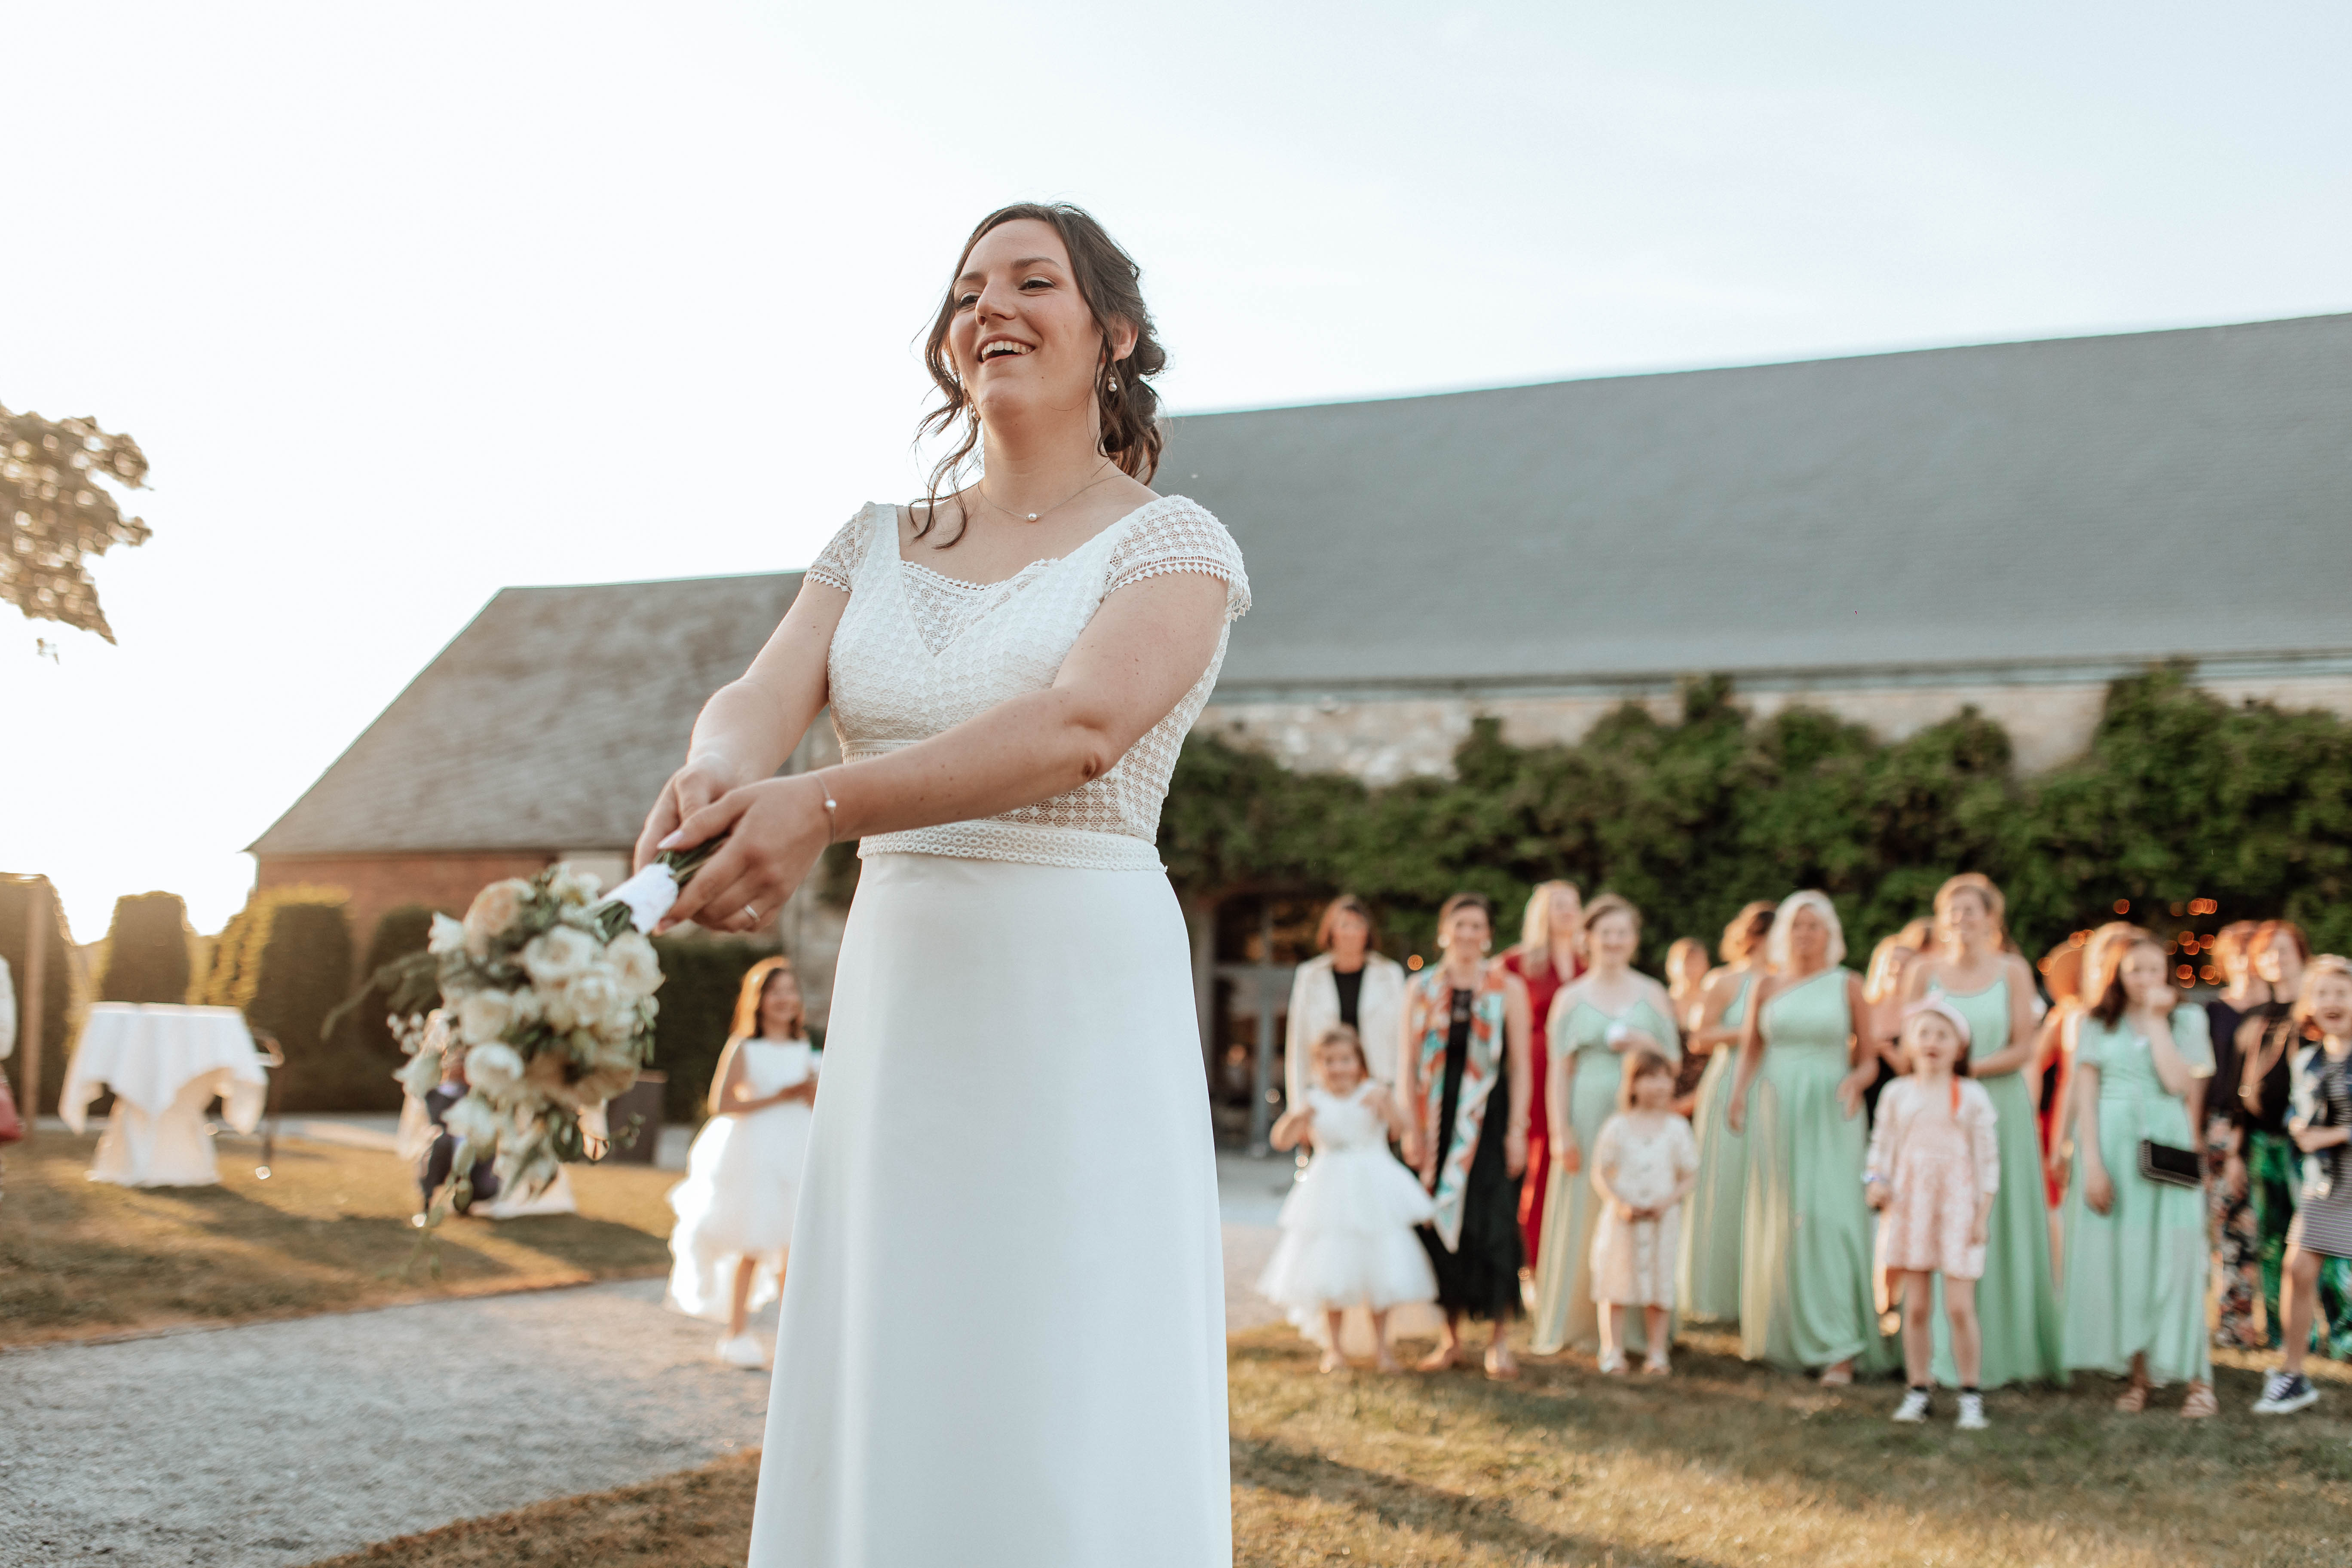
[309,1323,2352,1568]
[0,1132,677,1346]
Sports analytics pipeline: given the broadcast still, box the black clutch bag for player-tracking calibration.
[2138,1138,2202,1189]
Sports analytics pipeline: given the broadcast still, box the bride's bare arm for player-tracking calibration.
[632,582,847,871]
[652,571,1228,932]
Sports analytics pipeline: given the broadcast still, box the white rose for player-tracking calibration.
[441,1091,502,1152]
[463,879,533,954]
[540,989,579,1033]
[427,914,467,957]
[604,931,663,1000]
[521,925,597,986]
[548,864,603,907]
[456,989,518,1047]
[566,968,628,1034]
[464,1041,527,1100]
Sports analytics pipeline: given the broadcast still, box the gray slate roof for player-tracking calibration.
[251,573,800,856]
[1170,311,2352,691]
[255,313,2351,855]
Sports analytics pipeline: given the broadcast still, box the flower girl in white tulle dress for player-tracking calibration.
[667,957,820,1368]
[1259,1024,1439,1372]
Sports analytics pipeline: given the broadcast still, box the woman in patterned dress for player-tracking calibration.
[635,203,1248,1567]
[1401,892,1534,1378]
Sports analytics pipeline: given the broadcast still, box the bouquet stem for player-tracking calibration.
[592,836,728,939]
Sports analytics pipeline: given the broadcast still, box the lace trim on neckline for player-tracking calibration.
[890,492,1190,588]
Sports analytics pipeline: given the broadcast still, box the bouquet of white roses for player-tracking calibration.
[368,841,723,1221]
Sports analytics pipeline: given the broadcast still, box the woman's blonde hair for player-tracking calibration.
[710,956,808,1117]
[1766,890,1846,971]
[1515,879,1584,978]
[1933,873,2008,947]
[2293,954,2352,1027]
[1619,1046,1675,1110]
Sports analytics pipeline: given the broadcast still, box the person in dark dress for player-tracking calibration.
[2205,920,2268,1350]
[2236,921,2352,1355]
[420,1058,499,1215]
[1400,892,1532,1378]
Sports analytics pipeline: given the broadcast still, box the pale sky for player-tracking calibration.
[6,1,2349,940]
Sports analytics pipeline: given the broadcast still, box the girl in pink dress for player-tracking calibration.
[1868,997,2001,1429]
[1589,1049,1700,1375]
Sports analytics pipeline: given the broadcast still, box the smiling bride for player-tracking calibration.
[631,203,1247,1566]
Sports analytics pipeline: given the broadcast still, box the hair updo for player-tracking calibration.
[915,202,1167,544]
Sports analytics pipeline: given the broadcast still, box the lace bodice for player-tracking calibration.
[807,496,1249,871]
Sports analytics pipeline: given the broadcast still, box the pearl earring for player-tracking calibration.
[1106,374,1120,394]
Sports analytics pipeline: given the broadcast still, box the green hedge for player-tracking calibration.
[647,935,772,1124]
[350,904,442,1062]
[97,891,194,1004]
[1161,668,2352,967]
[0,876,77,1115]
[227,893,395,1112]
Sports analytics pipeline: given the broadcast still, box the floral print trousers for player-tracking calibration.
[2247,1131,2352,1357]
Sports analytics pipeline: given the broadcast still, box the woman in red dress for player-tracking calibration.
[1496,880,1586,1277]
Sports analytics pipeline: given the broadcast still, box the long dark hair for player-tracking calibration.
[913,202,1167,545]
[2090,931,2159,1027]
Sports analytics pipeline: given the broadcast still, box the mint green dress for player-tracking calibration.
[1530,995,1679,1355]
[1740,969,1895,1372]
[1929,980,2065,1388]
[2060,1008,2214,1385]
[1677,974,1755,1323]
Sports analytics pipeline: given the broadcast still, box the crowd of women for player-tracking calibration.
[1268,877,2352,1426]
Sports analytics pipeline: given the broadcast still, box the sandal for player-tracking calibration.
[2114,1380,2150,1413]
[2180,1383,2217,1420]
[1819,1362,1853,1387]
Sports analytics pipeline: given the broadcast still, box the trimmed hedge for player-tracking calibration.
[647,936,773,1125]
[0,875,78,1115]
[1161,668,2352,967]
[351,904,442,1061]
[97,891,195,1004]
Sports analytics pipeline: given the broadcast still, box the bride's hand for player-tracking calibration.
[634,753,753,873]
[655,774,832,934]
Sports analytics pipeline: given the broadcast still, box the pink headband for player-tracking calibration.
[1902,995,1973,1047]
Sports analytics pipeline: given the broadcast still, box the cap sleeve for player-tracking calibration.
[2072,1014,2109,1073]
[804,507,879,595]
[1103,498,1250,623]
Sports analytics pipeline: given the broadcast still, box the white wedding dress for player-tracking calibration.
[665,1038,819,1321]
[749,496,1247,1567]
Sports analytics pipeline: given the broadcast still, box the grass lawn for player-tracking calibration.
[309,1322,2352,1568]
[0,1131,678,1346]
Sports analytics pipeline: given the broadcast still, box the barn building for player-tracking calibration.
[250,312,2352,1136]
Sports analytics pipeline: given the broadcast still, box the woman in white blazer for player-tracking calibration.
[1286,895,1409,1112]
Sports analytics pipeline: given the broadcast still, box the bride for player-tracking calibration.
[633,203,1247,1566]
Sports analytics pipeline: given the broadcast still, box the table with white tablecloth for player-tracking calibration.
[61,1004,270,1186]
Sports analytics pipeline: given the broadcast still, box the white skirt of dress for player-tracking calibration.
[1258,1146,1438,1317]
[665,1075,815,1322]
[748,853,1230,1568]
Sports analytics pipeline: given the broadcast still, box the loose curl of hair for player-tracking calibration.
[1719,900,1776,965]
[913,202,1167,545]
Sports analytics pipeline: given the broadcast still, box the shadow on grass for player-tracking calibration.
[1235,1432,1720,1568]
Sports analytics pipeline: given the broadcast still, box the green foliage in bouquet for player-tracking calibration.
[1161,668,2352,968]
[349,904,442,1062]
[97,891,195,1004]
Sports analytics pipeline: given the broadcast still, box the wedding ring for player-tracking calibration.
[742,904,761,924]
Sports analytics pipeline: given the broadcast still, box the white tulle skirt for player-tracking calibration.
[1258,1146,1438,1324]
[665,1073,815,1322]
[748,854,1229,1568]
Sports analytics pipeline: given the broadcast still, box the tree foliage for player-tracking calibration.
[1160,669,2352,966]
[2,405,150,643]
[0,875,78,1115]
[97,891,195,1004]
[646,935,772,1123]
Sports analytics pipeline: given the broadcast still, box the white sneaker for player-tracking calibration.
[716,1333,770,1369]
[1892,1388,1932,1423]
[1956,1393,1988,1430]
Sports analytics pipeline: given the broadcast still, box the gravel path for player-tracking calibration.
[3,1159,1298,1568]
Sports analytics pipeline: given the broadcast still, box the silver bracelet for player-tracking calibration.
[812,768,839,841]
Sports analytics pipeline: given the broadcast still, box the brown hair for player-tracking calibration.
[1719,900,1776,965]
[1316,894,1379,953]
[2209,920,2261,979]
[2253,919,2312,968]
[1311,1023,1371,1080]
[1619,1046,1676,1109]
[914,203,1165,544]
[1437,890,1493,936]
[2089,929,2162,1027]
[729,956,806,1042]
[1582,893,1642,940]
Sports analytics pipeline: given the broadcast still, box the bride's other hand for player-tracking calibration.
[634,753,752,873]
[655,773,832,934]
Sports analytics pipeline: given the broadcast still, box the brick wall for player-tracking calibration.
[254,851,560,962]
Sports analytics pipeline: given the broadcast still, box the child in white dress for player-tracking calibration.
[1258,1025,1438,1372]
[1589,1048,1701,1375]
[667,957,821,1368]
[1867,997,2000,1429]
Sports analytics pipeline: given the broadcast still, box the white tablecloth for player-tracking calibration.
[62,1004,270,1186]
